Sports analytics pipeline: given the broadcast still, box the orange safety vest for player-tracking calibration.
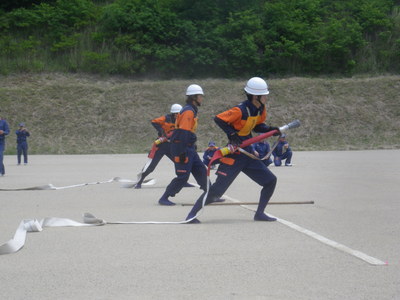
[216,105,266,136]
[151,114,176,134]
[176,109,198,133]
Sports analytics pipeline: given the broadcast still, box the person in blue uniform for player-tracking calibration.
[186,77,281,223]
[254,137,272,167]
[135,104,182,189]
[202,141,219,169]
[272,134,293,166]
[158,84,209,206]
[15,122,30,165]
[0,110,10,176]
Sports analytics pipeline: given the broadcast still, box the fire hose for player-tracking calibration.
[184,119,301,223]
[0,120,300,255]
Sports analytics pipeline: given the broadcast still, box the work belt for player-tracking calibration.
[173,140,193,147]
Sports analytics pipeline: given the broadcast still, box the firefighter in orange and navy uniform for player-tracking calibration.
[158,84,208,206]
[186,77,280,222]
[135,104,182,189]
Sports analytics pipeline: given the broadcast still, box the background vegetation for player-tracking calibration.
[0,1,399,154]
[1,74,399,154]
[0,0,399,77]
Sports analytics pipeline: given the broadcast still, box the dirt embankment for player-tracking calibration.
[1,74,399,154]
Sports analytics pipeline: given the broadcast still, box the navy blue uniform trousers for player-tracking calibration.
[164,144,207,197]
[144,142,173,175]
[0,142,5,175]
[187,153,277,218]
[17,141,28,164]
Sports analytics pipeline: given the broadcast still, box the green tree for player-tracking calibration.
[213,9,264,76]
[0,0,57,12]
[0,0,398,76]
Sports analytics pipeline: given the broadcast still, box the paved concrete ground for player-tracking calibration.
[0,150,399,299]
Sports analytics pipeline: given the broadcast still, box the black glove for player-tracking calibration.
[157,130,164,137]
[179,152,187,164]
[228,133,242,146]
[267,126,281,136]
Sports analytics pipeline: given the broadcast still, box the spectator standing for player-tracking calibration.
[16,122,30,165]
[0,110,10,176]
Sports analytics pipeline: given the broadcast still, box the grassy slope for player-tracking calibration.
[0,73,399,154]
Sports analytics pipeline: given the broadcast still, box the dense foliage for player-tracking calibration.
[0,0,399,77]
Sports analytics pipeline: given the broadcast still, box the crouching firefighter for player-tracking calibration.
[186,77,281,223]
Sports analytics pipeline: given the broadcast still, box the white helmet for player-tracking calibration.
[244,77,269,95]
[186,84,204,96]
[170,103,182,113]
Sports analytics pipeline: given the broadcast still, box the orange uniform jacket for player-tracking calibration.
[214,100,271,151]
[151,114,177,137]
[170,104,198,154]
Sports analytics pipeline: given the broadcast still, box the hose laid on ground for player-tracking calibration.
[136,137,168,182]
[0,215,105,255]
[0,177,156,191]
[0,120,300,255]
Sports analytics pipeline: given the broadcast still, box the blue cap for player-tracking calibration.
[208,141,216,147]
[19,122,25,127]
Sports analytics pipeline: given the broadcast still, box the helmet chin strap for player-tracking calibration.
[255,95,265,108]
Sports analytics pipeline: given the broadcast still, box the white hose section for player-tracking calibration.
[0,175,207,254]
[0,216,106,255]
[1,121,301,255]
[0,177,156,191]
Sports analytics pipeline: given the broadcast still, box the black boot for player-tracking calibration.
[185,192,210,223]
[158,193,176,206]
[135,170,149,189]
[254,178,277,222]
[254,213,277,221]
[185,199,203,223]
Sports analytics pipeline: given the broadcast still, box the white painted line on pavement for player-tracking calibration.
[222,195,388,266]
